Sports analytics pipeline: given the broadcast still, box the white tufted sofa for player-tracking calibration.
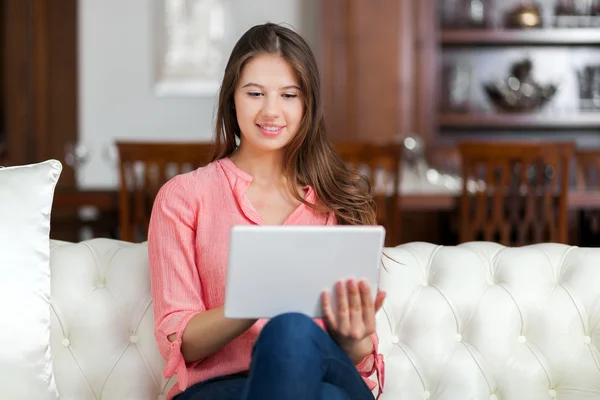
[49,239,600,400]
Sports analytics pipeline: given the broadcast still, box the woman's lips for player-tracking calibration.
[257,124,284,136]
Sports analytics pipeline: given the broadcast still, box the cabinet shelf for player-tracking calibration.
[441,28,600,46]
[439,112,600,129]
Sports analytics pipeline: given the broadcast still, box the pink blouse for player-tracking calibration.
[148,158,385,400]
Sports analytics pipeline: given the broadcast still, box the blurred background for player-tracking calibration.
[2,0,600,248]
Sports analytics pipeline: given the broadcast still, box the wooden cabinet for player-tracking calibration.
[319,0,407,143]
[319,0,600,147]
[319,0,441,147]
[318,0,600,245]
[2,0,78,188]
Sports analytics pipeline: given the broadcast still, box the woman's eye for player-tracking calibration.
[282,93,298,99]
[247,92,263,97]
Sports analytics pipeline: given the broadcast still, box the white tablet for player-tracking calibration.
[224,225,385,319]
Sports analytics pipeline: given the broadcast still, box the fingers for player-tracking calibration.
[336,280,351,336]
[374,291,386,312]
[321,290,337,331]
[324,280,384,341]
[347,280,364,339]
[359,280,375,333]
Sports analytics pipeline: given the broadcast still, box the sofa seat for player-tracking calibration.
[48,239,600,400]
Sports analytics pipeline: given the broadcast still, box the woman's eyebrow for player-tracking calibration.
[241,82,300,91]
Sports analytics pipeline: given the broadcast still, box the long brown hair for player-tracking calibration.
[212,23,376,226]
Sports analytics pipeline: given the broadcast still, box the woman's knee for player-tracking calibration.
[254,312,322,353]
[262,312,319,338]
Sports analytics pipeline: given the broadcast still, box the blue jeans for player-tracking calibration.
[174,312,374,400]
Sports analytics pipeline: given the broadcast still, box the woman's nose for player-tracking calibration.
[261,96,281,117]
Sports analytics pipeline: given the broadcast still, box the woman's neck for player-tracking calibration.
[229,145,286,186]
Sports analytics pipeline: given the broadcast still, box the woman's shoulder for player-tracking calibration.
[155,160,224,203]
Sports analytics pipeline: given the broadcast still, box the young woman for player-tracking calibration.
[148,23,386,400]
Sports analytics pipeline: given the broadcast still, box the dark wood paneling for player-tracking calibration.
[352,0,399,143]
[398,0,416,141]
[415,0,439,145]
[320,0,402,143]
[3,0,77,187]
[320,0,350,141]
[3,0,32,166]
[0,0,4,147]
[46,0,77,186]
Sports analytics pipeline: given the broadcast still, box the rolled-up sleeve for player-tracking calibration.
[355,332,385,398]
[148,177,205,391]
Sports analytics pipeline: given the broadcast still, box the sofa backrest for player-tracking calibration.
[49,239,174,400]
[48,239,600,399]
[376,241,600,399]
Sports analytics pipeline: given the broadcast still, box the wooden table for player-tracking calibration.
[53,188,118,211]
[52,188,119,241]
[49,188,600,244]
[401,190,600,211]
[52,188,600,213]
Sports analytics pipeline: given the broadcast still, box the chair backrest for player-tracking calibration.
[0,144,6,166]
[334,142,402,246]
[575,149,600,191]
[574,149,600,237]
[116,141,214,242]
[458,141,574,245]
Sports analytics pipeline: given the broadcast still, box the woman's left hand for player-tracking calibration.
[321,279,386,363]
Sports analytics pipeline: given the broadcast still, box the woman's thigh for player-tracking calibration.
[174,375,349,400]
[174,374,246,400]
[320,382,350,400]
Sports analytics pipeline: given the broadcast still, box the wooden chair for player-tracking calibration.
[574,149,600,241]
[575,149,600,192]
[116,141,214,242]
[458,141,574,246]
[334,142,402,246]
[0,144,8,166]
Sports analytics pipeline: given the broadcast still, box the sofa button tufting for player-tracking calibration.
[96,282,105,288]
[518,335,527,344]
[391,335,399,344]
[455,333,463,342]
[584,336,591,344]
[549,389,556,398]
[61,338,71,347]
[490,395,498,400]
[129,335,139,344]
[423,390,431,399]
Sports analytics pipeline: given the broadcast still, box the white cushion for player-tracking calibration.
[0,160,62,399]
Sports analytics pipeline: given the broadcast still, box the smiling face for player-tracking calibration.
[233,53,305,155]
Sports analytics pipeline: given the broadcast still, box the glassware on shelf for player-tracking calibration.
[441,58,472,112]
[440,0,494,28]
[440,0,461,28]
[574,0,594,15]
[462,0,493,28]
[594,0,600,15]
[554,0,600,26]
[505,1,544,28]
[64,142,91,170]
[556,0,576,15]
[400,134,465,194]
[577,64,600,111]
